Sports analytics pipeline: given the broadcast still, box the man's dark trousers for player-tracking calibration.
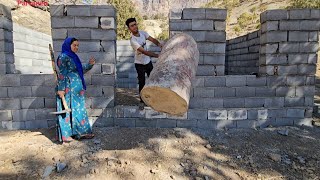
[135,61,153,102]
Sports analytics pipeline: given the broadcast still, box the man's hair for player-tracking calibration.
[126,18,136,27]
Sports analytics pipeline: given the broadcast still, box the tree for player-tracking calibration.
[108,0,144,40]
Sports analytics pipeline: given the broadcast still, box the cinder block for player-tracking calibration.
[279,20,300,30]
[91,97,114,108]
[0,110,12,121]
[311,9,320,19]
[123,106,144,118]
[203,54,225,66]
[306,76,315,85]
[235,120,257,129]
[204,76,226,87]
[102,86,114,97]
[20,75,45,86]
[192,19,214,31]
[289,9,311,19]
[226,76,246,87]
[49,5,65,16]
[246,76,266,86]
[169,19,192,31]
[295,86,315,97]
[260,55,287,65]
[300,20,320,31]
[90,6,115,17]
[193,88,215,97]
[196,65,215,76]
[0,16,13,31]
[26,120,48,129]
[265,97,284,108]
[205,9,227,20]
[245,98,265,108]
[284,97,304,107]
[261,10,288,23]
[268,109,286,118]
[215,87,235,97]
[145,108,167,119]
[32,86,55,97]
[278,65,298,75]
[274,118,294,126]
[216,120,237,129]
[236,87,255,97]
[298,64,316,75]
[2,121,26,130]
[300,42,319,53]
[91,75,115,86]
[261,21,279,33]
[51,17,74,28]
[197,120,216,129]
[86,86,103,97]
[276,87,295,97]
[21,98,45,109]
[88,108,103,117]
[248,109,268,120]
[308,54,317,64]
[287,76,306,86]
[208,109,227,120]
[91,29,116,40]
[228,109,247,120]
[177,120,197,128]
[192,77,204,87]
[0,74,20,86]
[255,118,276,128]
[8,87,32,98]
[261,31,287,43]
[102,108,114,118]
[156,119,177,128]
[35,109,56,120]
[187,109,207,120]
[183,31,206,42]
[102,64,115,74]
[255,87,276,96]
[66,5,90,16]
[44,98,56,108]
[223,98,245,108]
[294,118,312,126]
[289,31,309,42]
[288,54,308,64]
[214,21,226,30]
[75,17,99,28]
[189,97,223,109]
[12,109,35,121]
[260,44,278,54]
[206,32,226,43]
[287,108,305,118]
[67,29,91,40]
[170,9,182,19]
[100,17,115,29]
[93,117,114,127]
[135,119,157,127]
[183,8,205,19]
[0,87,7,98]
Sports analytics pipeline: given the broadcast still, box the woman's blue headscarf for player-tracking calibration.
[60,37,86,90]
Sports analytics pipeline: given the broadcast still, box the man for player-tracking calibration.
[126,17,162,106]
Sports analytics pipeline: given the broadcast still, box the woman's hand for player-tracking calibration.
[57,91,65,98]
[89,57,96,65]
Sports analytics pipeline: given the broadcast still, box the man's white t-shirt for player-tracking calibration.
[130,30,151,65]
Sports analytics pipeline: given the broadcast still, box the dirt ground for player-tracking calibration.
[0,125,320,180]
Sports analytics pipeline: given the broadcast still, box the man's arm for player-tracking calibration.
[147,36,162,48]
[137,47,159,58]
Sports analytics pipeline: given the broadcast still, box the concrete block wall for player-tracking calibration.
[226,30,260,75]
[0,4,14,74]
[116,40,160,88]
[259,9,319,77]
[13,23,53,74]
[169,8,227,76]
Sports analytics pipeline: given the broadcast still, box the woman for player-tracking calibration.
[56,37,95,143]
